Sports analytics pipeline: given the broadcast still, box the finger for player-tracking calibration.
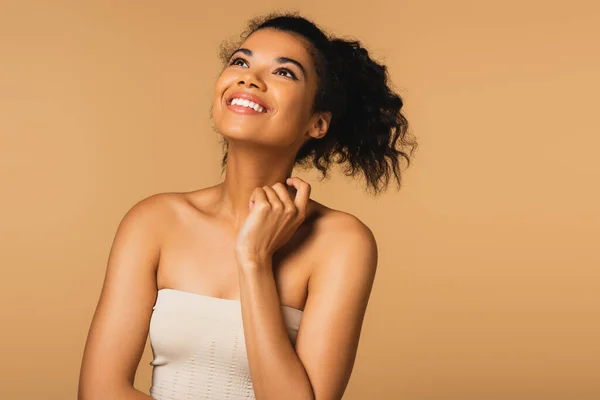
[285,177,311,216]
[271,182,297,215]
[262,185,283,212]
[250,187,268,210]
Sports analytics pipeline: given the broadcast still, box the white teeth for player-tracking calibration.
[230,97,266,112]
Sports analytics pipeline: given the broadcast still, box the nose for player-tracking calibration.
[237,70,266,91]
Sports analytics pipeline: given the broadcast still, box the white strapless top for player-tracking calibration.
[148,288,304,399]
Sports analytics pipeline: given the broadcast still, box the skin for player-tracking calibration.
[78,28,378,400]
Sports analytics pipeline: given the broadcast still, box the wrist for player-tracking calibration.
[235,252,272,270]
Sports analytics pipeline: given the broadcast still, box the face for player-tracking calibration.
[212,28,330,150]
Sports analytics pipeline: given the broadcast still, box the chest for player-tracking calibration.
[155,214,316,311]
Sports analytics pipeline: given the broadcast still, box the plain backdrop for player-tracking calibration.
[1,0,599,399]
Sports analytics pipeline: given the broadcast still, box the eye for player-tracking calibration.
[229,57,298,80]
[229,57,248,67]
[275,68,297,80]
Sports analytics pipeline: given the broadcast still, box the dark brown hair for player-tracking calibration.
[217,11,418,195]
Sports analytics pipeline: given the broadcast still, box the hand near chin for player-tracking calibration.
[235,177,310,270]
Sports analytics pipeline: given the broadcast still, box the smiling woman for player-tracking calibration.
[78,10,417,400]
[213,13,418,194]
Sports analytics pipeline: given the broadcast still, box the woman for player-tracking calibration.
[78,11,417,400]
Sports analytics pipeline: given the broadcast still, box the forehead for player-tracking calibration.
[241,28,314,67]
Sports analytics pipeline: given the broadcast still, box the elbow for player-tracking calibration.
[78,385,110,400]
[78,362,140,400]
[78,379,134,400]
[78,389,132,400]
[303,382,316,400]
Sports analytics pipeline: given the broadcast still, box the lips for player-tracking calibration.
[226,91,270,112]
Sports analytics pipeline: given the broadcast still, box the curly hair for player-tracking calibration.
[216,11,418,195]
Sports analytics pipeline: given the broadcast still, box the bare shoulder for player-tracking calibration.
[295,203,379,399]
[124,191,188,220]
[121,191,203,232]
[78,191,190,398]
[309,201,378,269]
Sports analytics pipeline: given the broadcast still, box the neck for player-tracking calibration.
[214,142,296,230]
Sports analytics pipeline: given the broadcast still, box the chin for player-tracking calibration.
[214,119,262,142]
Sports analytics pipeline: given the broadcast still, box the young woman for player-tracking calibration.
[78,12,417,400]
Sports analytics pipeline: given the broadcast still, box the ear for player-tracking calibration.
[306,112,332,140]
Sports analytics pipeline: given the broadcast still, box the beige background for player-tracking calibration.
[1,0,599,399]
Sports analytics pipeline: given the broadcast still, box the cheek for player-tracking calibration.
[275,89,312,124]
[213,71,234,105]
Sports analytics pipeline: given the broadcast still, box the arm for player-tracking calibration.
[238,263,314,400]
[238,214,378,400]
[78,194,167,400]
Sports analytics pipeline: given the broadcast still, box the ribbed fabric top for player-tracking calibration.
[148,288,304,399]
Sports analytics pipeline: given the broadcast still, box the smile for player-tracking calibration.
[228,97,266,113]
[225,91,271,115]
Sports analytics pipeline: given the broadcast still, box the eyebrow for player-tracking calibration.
[230,48,306,78]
